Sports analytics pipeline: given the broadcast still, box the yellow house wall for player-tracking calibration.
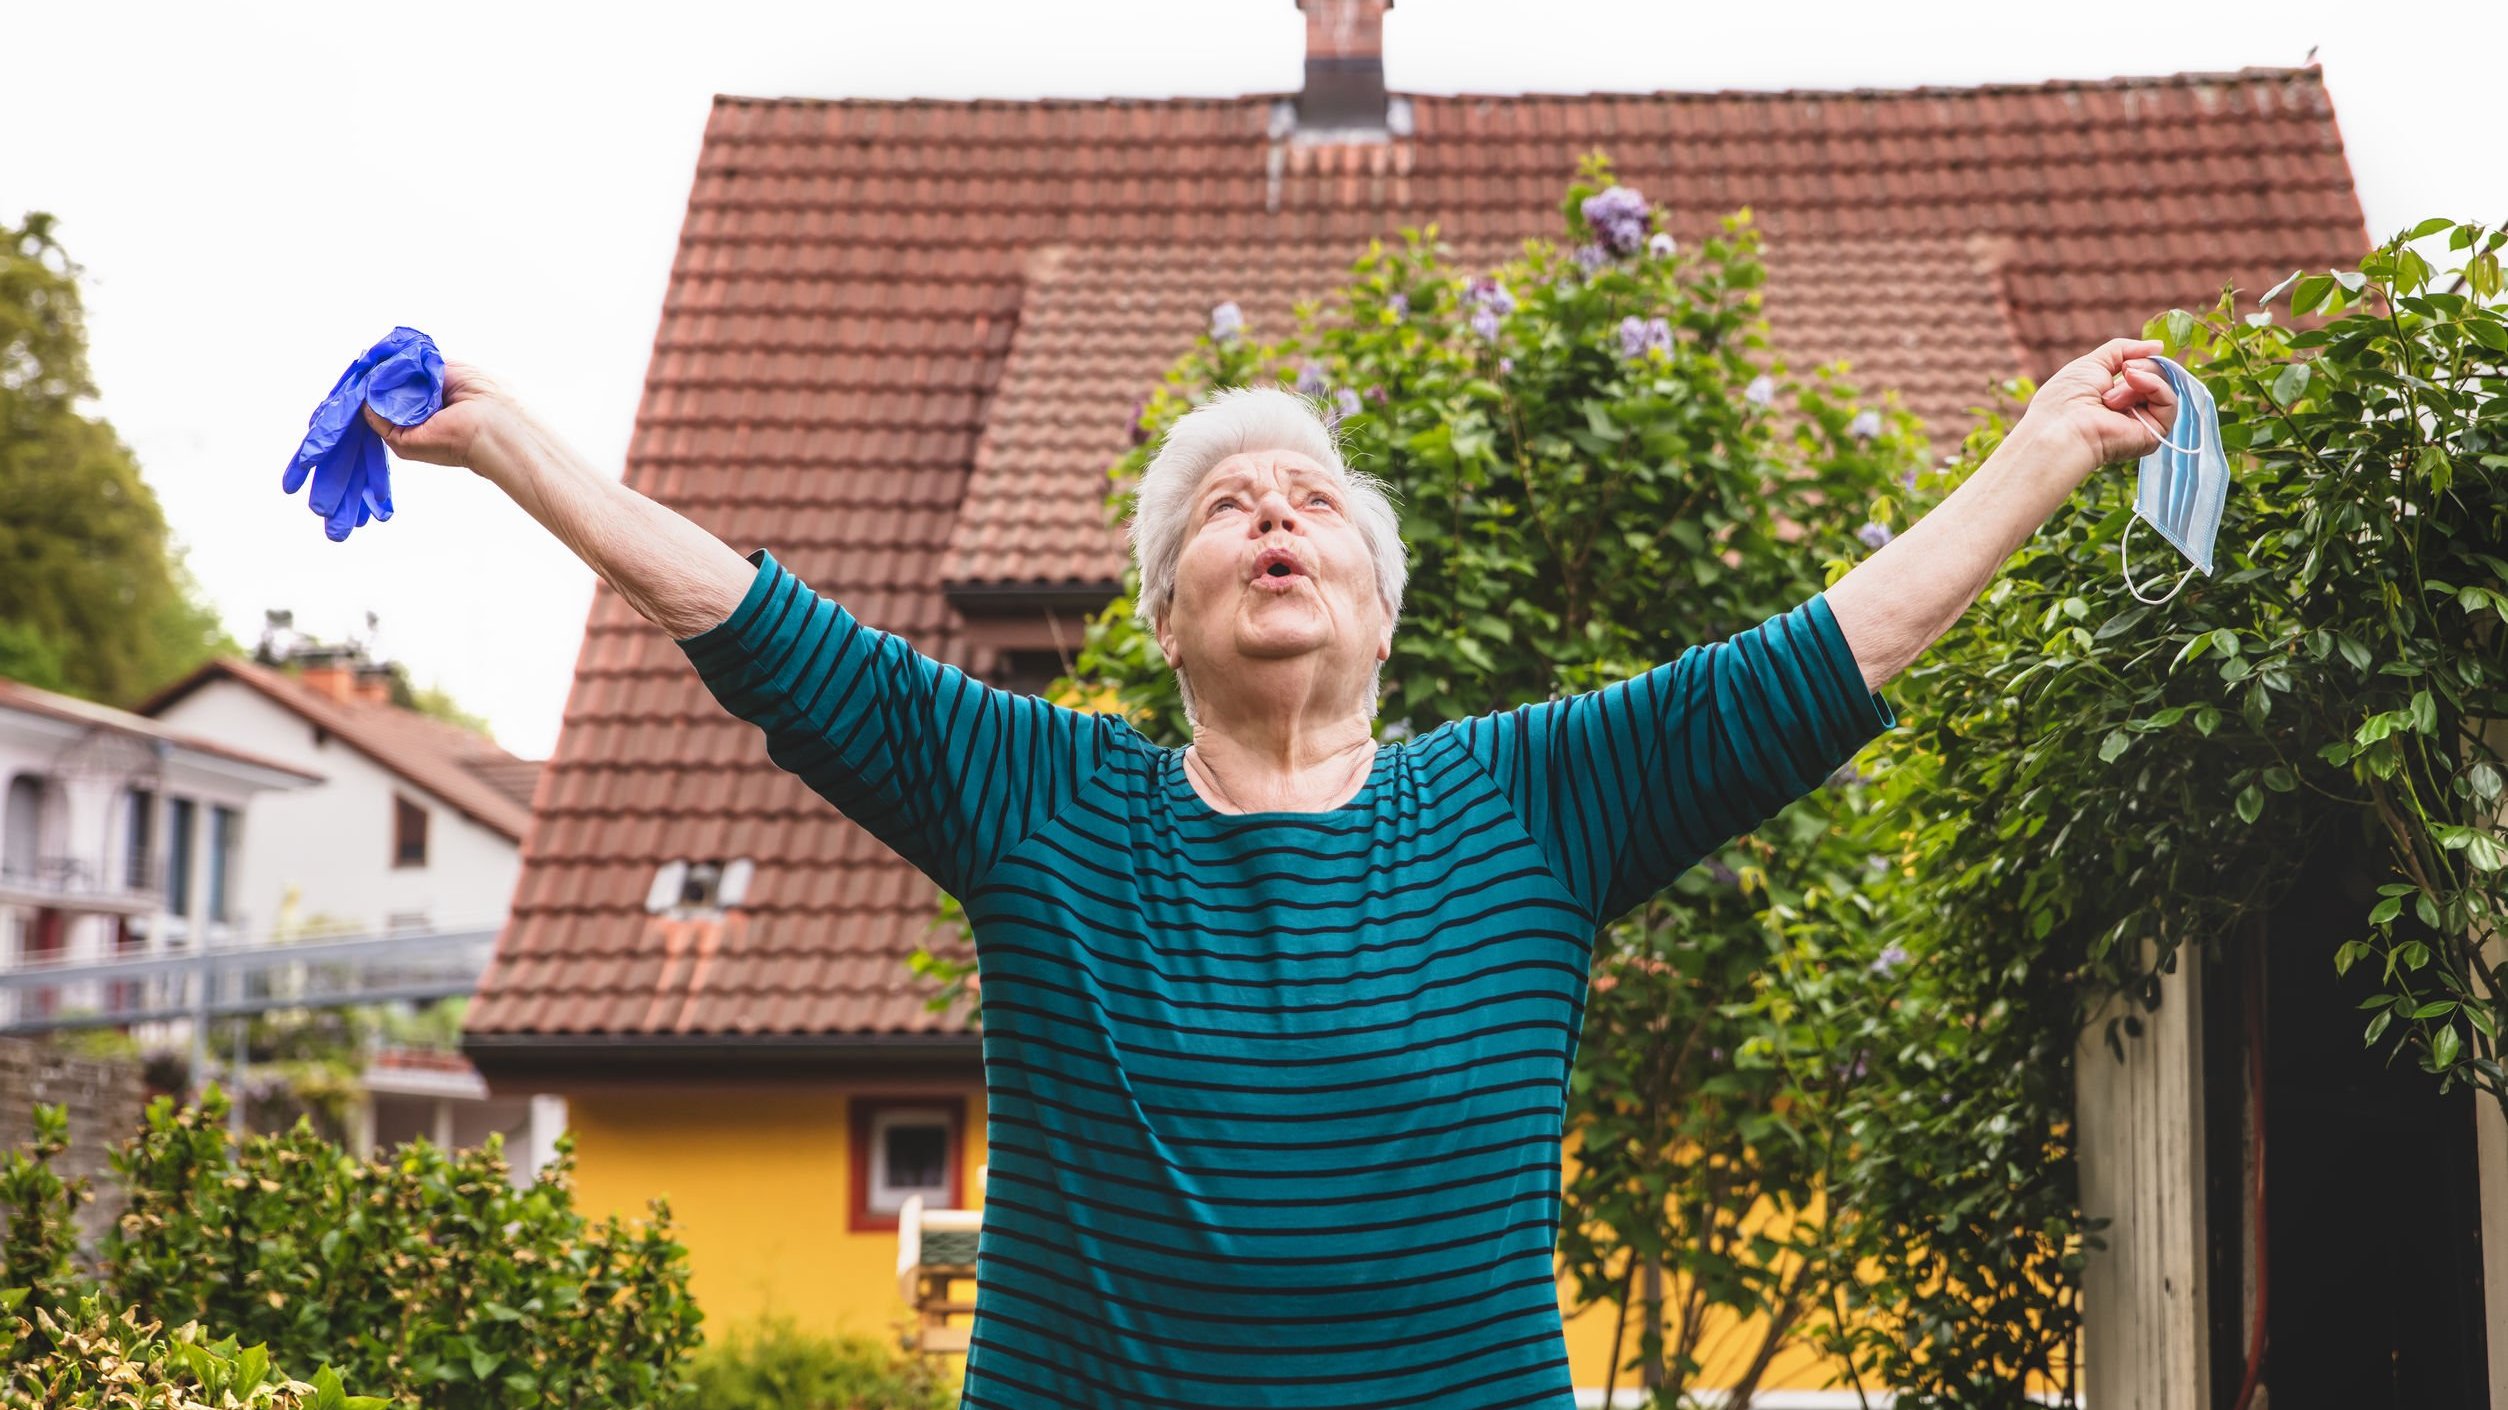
[568,1083,2064,1398]
[565,1082,988,1345]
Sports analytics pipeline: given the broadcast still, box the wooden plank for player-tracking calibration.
[2477,718,2508,1404]
[2076,930,2211,1407]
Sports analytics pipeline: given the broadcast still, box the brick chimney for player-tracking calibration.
[1296,0,1392,134]
[293,650,395,707]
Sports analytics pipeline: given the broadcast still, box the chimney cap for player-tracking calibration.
[1294,0,1393,140]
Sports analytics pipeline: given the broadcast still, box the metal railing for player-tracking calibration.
[0,927,500,1034]
[0,854,160,911]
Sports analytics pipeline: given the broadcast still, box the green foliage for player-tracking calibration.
[0,211,238,705]
[1796,217,2508,1399]
[673,1317,958,1410]
[0,1106,92,1347]
[385,662,495,739]
[0,1294,387,1409]
[1875,216,2508,1107]
[99,1088,701,1409]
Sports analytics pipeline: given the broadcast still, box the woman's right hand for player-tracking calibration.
[361,359,514,471]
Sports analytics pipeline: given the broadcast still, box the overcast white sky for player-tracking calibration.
[4,1,2498,757]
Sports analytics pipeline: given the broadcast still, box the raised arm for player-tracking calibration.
[363,361,755,637]
[1823,336,2178,691]
[370,361,1114,898]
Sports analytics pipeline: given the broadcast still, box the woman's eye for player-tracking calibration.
[1208,497,1240,514]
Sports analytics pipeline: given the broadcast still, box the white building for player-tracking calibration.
[136,653,567,1183]
[140,654,538,943]
[0,677,316,1019]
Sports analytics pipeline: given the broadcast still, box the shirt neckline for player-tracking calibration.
[1165,740,1392,821]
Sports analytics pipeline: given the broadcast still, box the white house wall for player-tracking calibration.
[0,710,288,1001]
[150,682,522,941]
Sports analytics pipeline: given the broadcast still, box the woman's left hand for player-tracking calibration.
[2017,336,2180,479]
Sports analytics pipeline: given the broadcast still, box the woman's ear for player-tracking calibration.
[1154,605,1181,670]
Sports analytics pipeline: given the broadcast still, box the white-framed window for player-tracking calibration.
[866,1107,954,1217]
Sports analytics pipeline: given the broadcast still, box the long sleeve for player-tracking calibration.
[675,549,1116,899]
[1451,589,1896,928]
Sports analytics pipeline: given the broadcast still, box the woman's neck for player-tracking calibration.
[1185,712,1377,813]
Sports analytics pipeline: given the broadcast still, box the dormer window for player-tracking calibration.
[644,857,754,917]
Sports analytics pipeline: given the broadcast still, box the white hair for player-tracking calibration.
[1126,385,1408,729]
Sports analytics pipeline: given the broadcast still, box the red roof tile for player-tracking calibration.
[943,233,2026,587]
[467,66,2369,1047]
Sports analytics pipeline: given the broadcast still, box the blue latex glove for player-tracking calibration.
[282,327,445,541]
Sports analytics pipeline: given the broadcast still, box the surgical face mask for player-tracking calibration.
[2120,354,2230,606]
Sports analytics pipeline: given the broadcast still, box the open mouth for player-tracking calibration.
[1250,546,1307,588]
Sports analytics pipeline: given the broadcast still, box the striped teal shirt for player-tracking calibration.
[680,550,1897,1410]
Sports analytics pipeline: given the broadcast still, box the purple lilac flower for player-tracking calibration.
[1581,184,1652,256]
[1573,243,1610,274]
[1295,361,1331,397]
[1366,384,1388,404]
[1869,943,1910,977]
[1899,466,1920,490]
[1467,276,1516,316]
[1848,408,1883,440]
[1703,858,1739,886]
[1835,1049,1871,1083]
[1708,1046,1727,1062]
[1649,230,1677,258]
[1744,373,1777,407]
[1858,522,1894,550]
[1498,356,1514,375]
[1210,301,1244,342]
[1470,306,1502,342]
[1617,315,1672,362]
[1387,292,1409,318]
[1332,387,1363,423]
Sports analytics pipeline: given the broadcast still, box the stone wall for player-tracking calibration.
[0,1036,147,1252]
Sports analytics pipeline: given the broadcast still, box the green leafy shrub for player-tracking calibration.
[1798,218,2508,1401]
[0,1292,385,1409]
[100,1088,701,1408]
[676,1317,958,1410]
[0,1106,92,1350]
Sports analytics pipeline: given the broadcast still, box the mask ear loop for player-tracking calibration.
[2131,401,2202,455]
[2122,401,2202,606]
[2122,516,2199,605]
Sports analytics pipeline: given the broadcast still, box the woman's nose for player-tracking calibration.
[1254,490,1297,534]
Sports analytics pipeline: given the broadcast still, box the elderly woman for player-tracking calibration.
[377,336,2175,1409]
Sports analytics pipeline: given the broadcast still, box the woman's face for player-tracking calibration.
[1155,449,1389,708]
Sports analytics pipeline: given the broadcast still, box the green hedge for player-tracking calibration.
[0,1292,386,1409]
[677,1317,959,1410]
[0,1089,702,1408]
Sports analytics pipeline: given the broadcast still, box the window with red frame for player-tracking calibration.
[847,1097,963,1233]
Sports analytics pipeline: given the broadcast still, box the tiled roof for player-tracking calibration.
[139,660,542,841]
[0,678,321,784]
[467,66,2369,1049]
[945,233,2027,587]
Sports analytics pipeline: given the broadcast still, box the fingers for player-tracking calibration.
[2102,364,2167,408]
[2091,336,2165,371]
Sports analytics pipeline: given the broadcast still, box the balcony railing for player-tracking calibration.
[0,927,499,1033]
[0,854,161,915]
